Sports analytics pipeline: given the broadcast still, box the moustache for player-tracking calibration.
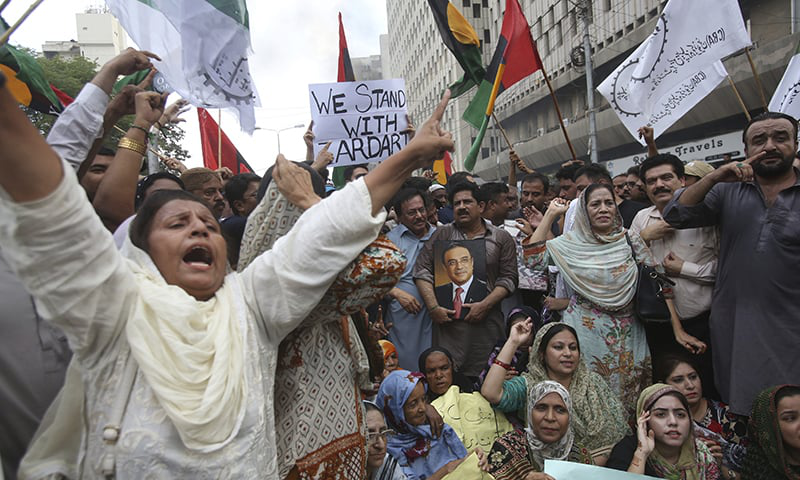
[653,188,672,196]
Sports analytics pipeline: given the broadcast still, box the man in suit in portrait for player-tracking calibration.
[434,242,487,320]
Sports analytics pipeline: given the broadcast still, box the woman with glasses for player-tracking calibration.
[364,401,407,480]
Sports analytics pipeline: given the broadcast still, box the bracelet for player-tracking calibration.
[129,124,150,137]
[118,137,147,157]
[492,358,512,370]
[429,305,440,312]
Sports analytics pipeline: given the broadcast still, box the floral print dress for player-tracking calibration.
[523,237,654,424]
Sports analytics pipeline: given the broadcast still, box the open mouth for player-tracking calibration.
[183,246,213,267]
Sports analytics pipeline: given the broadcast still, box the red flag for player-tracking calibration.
[50,84,74,107]
[197,108,254,174]
[337,12,355,82]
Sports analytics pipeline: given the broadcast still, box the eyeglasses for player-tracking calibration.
[366,428,396,444]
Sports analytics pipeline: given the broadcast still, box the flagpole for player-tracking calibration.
[744,48,769,112]
[491,112,534,175]
[217,109,223,170]
[726,75,751,121]
[538,62,578,162]
[0,1,12,14]
[0,0,46,47]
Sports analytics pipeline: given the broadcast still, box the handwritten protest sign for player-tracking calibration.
[545,460,661,480]
[308,79,409,166]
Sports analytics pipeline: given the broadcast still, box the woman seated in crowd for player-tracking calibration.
[607,383,720,478]
[419,348,513,453]
[482,320,628,465]
[364,400,407,480]
[0,73,455,477]
[376,370,486,480]
[474,306,540,390]
[658,353,747,478]
[521,184,696,422]
[742,385,800,479]
[486,380,594,479]
[418,347,474,400]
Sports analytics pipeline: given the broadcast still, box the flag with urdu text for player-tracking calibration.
[624,0,749,118]
[0,16,64,115]
[427,0,485,98]
[105,0,260,132]
[768,41,800,119]
[331,12,356,189]
[463,0,542,170]
[198,108,254,174]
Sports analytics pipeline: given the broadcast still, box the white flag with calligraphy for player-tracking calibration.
[106,0,260,133]
[625,0,749,118]
[598,39,727,145]
[768,45,800,120]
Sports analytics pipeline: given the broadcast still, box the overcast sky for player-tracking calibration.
[4,0,388,173]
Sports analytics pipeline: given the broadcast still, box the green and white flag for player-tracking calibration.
[105,0,259,132]
[768,42,800,119]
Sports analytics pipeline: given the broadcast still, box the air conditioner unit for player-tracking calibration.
[536,128,545,136]
[563,118,570,126]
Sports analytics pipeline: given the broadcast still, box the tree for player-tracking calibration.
[22,51,190,166]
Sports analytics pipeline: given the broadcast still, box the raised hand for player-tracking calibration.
[638,126,655,145]
[311,141,334,173]
[272,155,321,210]
[158,99,190,128]
[508,317,533,347]
[401,114,416,140]
[709,152,762,184]
[523,205,545,229]
[133,91,168,128]
[545,197,569,217]
[404,90,454,170]
[635,410,655,458]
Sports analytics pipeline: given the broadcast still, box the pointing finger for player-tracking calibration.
[431,88,451,124]
[321,141,332,152]
[139,50,162,62]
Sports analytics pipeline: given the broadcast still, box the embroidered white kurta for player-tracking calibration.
[0,163,384,479]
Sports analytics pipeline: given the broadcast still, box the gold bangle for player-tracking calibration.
[117,137,147,157]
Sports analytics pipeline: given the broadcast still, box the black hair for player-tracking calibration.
[575,163,613,184]
[363,400,381,415]
[638,154,685,182]
[555,163,581,181]
[775,385,800,406]
[521,172,550,192]
[626,165,641,177]
[505,305,541,338]
[129,189,220,253]
[478,182,508,204]
[583,183,616,206]
[742,111,799,145]
[613,173,627,180]
[439,241,472,266]
[403,176,433,192]
[654,352,702,384]
[447,180,481,205]
[392,187,425,216]
[224,173,261,216]
[446,171,475,196]
[537,323,580,356]
[418,347,455,374]
[97,146,117,157]
[134,172,184,211]
[343,163,369,181]
[421,191,435,209]
[257,161,326,201]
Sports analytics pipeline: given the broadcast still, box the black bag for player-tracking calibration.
[625,233,676,323]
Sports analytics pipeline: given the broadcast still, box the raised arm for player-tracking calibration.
[524,198,568,245]
[675,152,762,206]
[481,318,532,404]
[93,91,167,230]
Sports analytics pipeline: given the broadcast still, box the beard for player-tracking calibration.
[753,153,794,178]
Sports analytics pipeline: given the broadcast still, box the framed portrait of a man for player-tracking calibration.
[433,239,488,320]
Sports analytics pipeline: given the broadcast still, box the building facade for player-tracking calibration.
[76,7,128,67]
[388,0,800,179]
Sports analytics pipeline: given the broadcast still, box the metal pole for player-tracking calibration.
[580,0,598,164]
[276,132,281,153]
[0,0,46,47]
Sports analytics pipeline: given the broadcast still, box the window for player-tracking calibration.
[484,28,491,45]
[473,3,481,18]
[463,0,470,7]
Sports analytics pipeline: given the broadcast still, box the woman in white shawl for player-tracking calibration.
[522,184,683,424]
[0,70,454,478]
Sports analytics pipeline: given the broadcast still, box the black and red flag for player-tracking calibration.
[197,107,254,174]
[331,12,356,187]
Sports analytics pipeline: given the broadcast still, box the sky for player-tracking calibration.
[3,0,389,174]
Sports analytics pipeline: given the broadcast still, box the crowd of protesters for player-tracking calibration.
[0,48,798,480]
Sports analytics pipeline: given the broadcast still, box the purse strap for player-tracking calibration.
[624,231,640,264]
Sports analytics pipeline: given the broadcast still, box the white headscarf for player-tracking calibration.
[121,238,249,453]
[545,186,637,310]
[525,380,575,469]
